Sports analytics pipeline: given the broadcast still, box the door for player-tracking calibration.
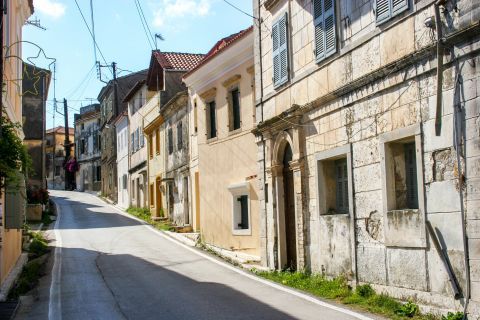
[283,144,297,270]
[183,176,189,225]
[156,177,162,217]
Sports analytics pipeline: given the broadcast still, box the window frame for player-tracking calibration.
[228,182,252,236]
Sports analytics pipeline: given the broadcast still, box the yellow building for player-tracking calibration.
[183,27,260,259]
[0,0,34,289]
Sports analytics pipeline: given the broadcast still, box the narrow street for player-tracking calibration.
[17,190,373,320]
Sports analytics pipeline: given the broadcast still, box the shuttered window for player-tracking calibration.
[207,101,217,139]
[168,128,173,154]
[231,89,241,131]
[272,13,289,88]
[313,0,337,63]
[335,158,349,214]
[375,0,409,25]
[404,143,418,209]
[177,122,183,150]
[237,195,249,230]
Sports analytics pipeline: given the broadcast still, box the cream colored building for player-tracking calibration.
[0,0,33,290]
[183,27,260,258]
[253,0,480,315]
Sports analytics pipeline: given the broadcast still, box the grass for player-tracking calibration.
[255,271,443,320]
[126,207,173,231]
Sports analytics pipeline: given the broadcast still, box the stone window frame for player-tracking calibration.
[228,181,252,236]
[314,144,354,218]
[379,123,427,248]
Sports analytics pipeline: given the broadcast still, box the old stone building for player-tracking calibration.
[98,69,147,202]
[114,111,129,209]
[74,104,101,192]
[22,63,51,189]
[183,27,261,260]
[253,0,479,315]
[45,126,74,190]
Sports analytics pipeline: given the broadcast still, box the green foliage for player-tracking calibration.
[8,261,42,299]
[395,301,419,317]
[126,207,172,231]
[441,312,464,320]
[41,210,53,225]
[28,231,49,257]
[0,116,32,189]
[255,271,437,319]
[356,284,375,298]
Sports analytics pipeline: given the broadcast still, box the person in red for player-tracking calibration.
[64,155,79,190]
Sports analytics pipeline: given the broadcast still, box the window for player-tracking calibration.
[134,129,139,152]
[131,133,135,153]
[150,184,155,207]
[155,128,160,155]
[168,127,173,154]
[194,101,198,133]
[230,88,241,131]
[177,122,183,150]
[313,0,336,62]
[272,13,289,88]
[80,139,85,154]
[206,101,217,139]
[123,174,128,190]
[96,166,101,181]
[81,123,85,130]
[149,134,154,158]
[375,0,408,25]
[228,182,251,235]
[315,145,351,215]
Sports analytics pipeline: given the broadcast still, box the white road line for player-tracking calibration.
[105,199,374,320]
[48,201,63,320]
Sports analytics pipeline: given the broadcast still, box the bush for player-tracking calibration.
[442,312,464,320]
[27,187,49,204]
[28,232,49,257]
[356,284,375,298]
[395,300,419,317]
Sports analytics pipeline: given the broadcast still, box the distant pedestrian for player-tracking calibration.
[65,156,79,190]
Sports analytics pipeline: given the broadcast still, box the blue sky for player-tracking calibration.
[22,0,253,129]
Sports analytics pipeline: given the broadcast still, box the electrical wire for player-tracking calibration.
[221,0,257,20]
[134,0,156,49]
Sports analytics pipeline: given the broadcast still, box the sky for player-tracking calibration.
[22,0,254,129]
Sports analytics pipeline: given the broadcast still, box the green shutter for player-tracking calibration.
[392,0,408,16]
[404,143,418,209]
[313,0,325,61]
[5,172,26,229]
[324,0,336,57]
[237,195,249,229]
[209,101,217,138]
[232,89,241,130]
[314,0,336,62]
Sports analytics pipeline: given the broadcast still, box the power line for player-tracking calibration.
[73,0,112,75]
[134,0,155,50]
[89,0,98,63]
[221,0,257,20]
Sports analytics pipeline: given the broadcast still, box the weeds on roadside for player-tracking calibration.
[441,312,464,320]
[254,270,446,320]
[126,207,173,231]
[28,231,49,258]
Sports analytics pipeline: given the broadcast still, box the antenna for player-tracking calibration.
[155,33,165,50]
[26,18,46,30]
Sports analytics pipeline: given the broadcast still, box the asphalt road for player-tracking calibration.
[17,190,375,320]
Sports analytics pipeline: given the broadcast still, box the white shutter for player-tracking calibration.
[375,0,391,24]
[272,21,281,86]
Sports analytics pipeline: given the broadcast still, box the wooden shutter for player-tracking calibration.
[237,195,249,229]
[232,89,241,130]
[335,158,349,214]
[177,122,183,150]
[404,143,418,209]
[168,128,173,154]
[314,0,336,62]
[375,0,391,24]
[273,13,289,87]
[209,101,217,138]
[392,0,408,16]
[5,172,26,229]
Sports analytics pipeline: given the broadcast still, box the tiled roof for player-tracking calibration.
[153,51,205,71]
[183,26,253,79]
[46,126,74,135]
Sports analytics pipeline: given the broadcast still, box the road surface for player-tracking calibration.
[17,190,375,320]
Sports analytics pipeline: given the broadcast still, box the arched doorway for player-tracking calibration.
[282,144,297,270]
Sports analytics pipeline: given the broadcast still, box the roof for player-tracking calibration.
[122,80,146,103]
[183,26,253,79]
[46,126,74,135]
[152,51,205,71]
[146,51,205,91]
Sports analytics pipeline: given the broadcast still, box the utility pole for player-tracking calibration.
[63,99,71,190]
[112,62,119,116]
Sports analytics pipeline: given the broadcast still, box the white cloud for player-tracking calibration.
[34,0,66,19]
[152,0,211,27]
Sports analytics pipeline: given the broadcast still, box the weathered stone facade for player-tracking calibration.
[253,0,480,314]
[74,104,101,192]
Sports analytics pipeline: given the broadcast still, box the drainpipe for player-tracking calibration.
[256,0,269,269]
[434,1,445,136]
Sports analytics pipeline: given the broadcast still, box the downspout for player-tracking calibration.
[434,1,445,136]
[256,0,269,269]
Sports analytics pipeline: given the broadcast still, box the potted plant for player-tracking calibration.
[26,186,49,221]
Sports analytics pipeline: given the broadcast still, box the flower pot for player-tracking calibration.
[26,204,43,221]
